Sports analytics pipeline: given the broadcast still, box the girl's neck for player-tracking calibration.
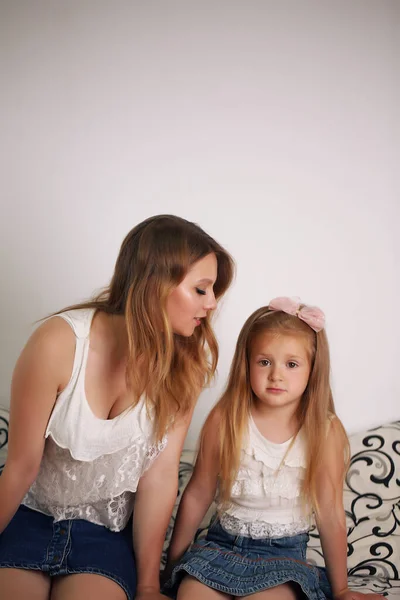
[251,400,299,444]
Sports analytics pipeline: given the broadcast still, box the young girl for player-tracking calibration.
[164,297,384,600]
[0,214,234,600]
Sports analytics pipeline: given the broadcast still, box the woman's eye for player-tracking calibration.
[196,288,207,295]
[287,362,298,368]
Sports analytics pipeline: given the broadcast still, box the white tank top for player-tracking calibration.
[22,308,167,531]
[217,415,312,538]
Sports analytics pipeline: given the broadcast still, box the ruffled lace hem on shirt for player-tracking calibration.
[219,511,311,539]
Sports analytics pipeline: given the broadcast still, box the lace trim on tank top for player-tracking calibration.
[219,512,311,539]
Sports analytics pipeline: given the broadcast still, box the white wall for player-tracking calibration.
[0,0,398,449]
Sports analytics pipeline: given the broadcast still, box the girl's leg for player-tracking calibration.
[178,575,233,600]
[51,573,127,600]
[0,568,51,600]
[241,583,302,600]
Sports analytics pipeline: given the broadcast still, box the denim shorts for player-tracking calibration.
[0,505,136,600]
[164,519,332,599]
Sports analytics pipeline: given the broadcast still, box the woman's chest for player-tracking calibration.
[84,346,132,419]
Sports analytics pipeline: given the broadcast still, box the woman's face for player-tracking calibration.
[166,253,218,337]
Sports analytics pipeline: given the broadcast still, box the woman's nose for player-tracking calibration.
[205,291,217,311]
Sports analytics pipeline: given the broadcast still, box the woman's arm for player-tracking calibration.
[166,409,220,565]
[133,410,194,599]
[316,419,384,600]
[0,317,74,533]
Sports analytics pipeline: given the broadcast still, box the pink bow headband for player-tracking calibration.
[268,297,325,333]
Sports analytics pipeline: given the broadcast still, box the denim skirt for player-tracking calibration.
[0,505,136,600]
[164,519,332,599]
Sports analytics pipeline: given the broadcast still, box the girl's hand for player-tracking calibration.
[336,590,385,600]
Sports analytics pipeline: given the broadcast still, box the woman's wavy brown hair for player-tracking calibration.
[202,305,349,517]
[56,215,234,440]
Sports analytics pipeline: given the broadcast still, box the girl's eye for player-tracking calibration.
[259,359,271,367]
[196,288,207,296]
[287,362,298,368]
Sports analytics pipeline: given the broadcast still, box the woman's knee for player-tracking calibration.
[0,567,50,600]
[50,573,128,600]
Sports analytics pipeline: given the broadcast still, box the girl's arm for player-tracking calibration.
[315,418,348,597]
[166,409,220,566]
[316,419,384,600]
[133,409,194,600]
[0,318,75,533]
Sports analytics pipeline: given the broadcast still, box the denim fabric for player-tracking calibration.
[165,519,332,599]
[0,505,136,600]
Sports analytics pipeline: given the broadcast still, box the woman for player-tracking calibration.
[0,214,234,600]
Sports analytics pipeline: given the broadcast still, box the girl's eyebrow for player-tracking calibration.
[255,353,306,360]
[196,278,215,284]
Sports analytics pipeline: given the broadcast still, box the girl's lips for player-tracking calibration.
[267,388,285,393]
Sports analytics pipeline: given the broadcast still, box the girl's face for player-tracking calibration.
[166,253,218,337]
[249,331,312,412]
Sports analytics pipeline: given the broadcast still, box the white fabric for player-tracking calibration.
[217,415,312,538]
[23,308,167,531]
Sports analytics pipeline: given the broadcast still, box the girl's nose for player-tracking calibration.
[269,366,283,381]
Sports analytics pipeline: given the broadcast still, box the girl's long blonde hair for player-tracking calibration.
[55,215,234,440]
[202,305,349,517]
